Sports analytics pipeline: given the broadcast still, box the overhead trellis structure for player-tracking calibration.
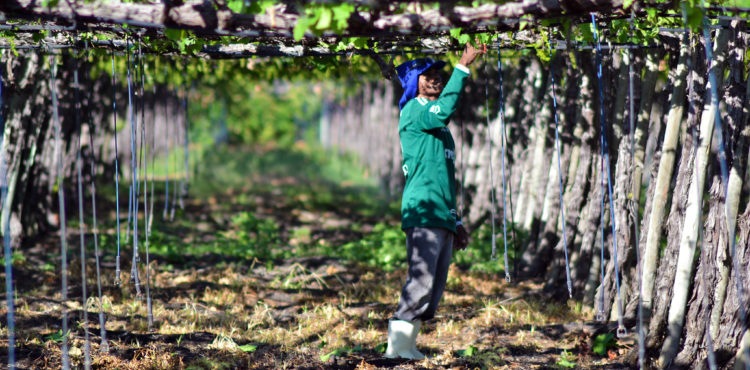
[2,1,750,369]
[0,0,747,61]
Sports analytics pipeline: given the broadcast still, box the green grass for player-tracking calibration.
[95,143,517,277]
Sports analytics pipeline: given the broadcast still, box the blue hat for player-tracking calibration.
[396,58,446,110]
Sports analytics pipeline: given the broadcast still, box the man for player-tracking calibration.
[385,43,485,360]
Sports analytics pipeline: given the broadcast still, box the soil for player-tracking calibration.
[0,181,636,369]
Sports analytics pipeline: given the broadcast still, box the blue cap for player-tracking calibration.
[396,58,446,110]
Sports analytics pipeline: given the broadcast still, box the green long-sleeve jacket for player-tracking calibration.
[399,65,469,232]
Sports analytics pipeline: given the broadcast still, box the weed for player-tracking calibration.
[556,349,577,368]
[592,333,617,356]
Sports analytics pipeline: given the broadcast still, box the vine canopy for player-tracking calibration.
[0,0,748,80]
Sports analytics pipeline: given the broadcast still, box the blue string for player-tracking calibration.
[0,52,17,370]
[627,9,645,367]
[72,49,92,369]
[126,37,142,296]
[547,37,573,298]
[112,53,123,286]
[484,56,498,262]
[50,53,71,370]
[496,42,511,282]
[591,14,625,333]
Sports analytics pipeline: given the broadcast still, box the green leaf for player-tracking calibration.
[685,6,705,32]
[247,0,274,14]
[332,4,355,30]
[238,343,258,352]
[556,350,577,368]
[320,347,350,361]
[164,28,184,42]
[316,8,333,30]
[457,345,478,357]
[449,27,463,39]
[227,0,243,13]
[293,17,311,41]
[592,333,617,356]
[623,0,634,9]
[44,330,66,343]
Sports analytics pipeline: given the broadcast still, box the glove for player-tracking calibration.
[453,224,470,251]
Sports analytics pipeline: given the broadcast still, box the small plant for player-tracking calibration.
[556,349,577,368]
[456,345,478,357]
[43,329,66,343]
[319,345,362,362]
[11,251,26,267]
[592,333,617,356]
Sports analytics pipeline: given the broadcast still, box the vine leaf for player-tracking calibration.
[316,8,333,30]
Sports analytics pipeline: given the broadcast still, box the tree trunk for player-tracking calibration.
[640,38,691,335]
[658,27,729,367]
[623,49,664,319]
[647,36,706,349]
[674,21,748,368]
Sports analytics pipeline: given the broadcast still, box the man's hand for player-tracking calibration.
[458,42,487,67]
[453,225,470,251]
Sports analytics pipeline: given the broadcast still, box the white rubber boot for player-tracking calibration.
[408,320,425,359]
[384,319,425,360]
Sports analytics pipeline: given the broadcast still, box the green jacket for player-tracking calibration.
[399,66,469,232]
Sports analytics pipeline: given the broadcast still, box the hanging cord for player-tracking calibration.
[87,53,109,352]
[628,8,645,369]
[72,46,92,370]
[0,51,17,370]
[111,52,123,287]
[180,92,188,211]
[162,70,170,221]
[547,33,573,298]
[702,8,744,370]
[484,55,499,263]
[50,53,71,370]
[144,83,158,331]
[126,36,141,297]
[169,87,179,221]
[591,14,626,337]
[495,41,511,282]
[138,51,154,330]
[125,40,133,241]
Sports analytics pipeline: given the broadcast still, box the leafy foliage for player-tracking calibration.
[325,222,407,271]
[556,349,577,368]
[592,333,617,356]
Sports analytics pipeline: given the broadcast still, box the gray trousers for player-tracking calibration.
[394,227,454,322]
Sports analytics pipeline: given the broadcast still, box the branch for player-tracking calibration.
[0,0,624,40]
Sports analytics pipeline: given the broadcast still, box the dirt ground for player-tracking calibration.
[0,183,636,369]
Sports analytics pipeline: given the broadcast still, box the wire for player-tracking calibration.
[484,56,499,263]
[547,37,572,298]
[126,36,142,297]
[0,50,17,370]
[72,46,93,370]
[591,13,626,336]
[87,57,109,352]
[163,75,170,221]
[138,49,154,329]
[496,42,511,282]
[112,52,123,286]
[50,53,71,370]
